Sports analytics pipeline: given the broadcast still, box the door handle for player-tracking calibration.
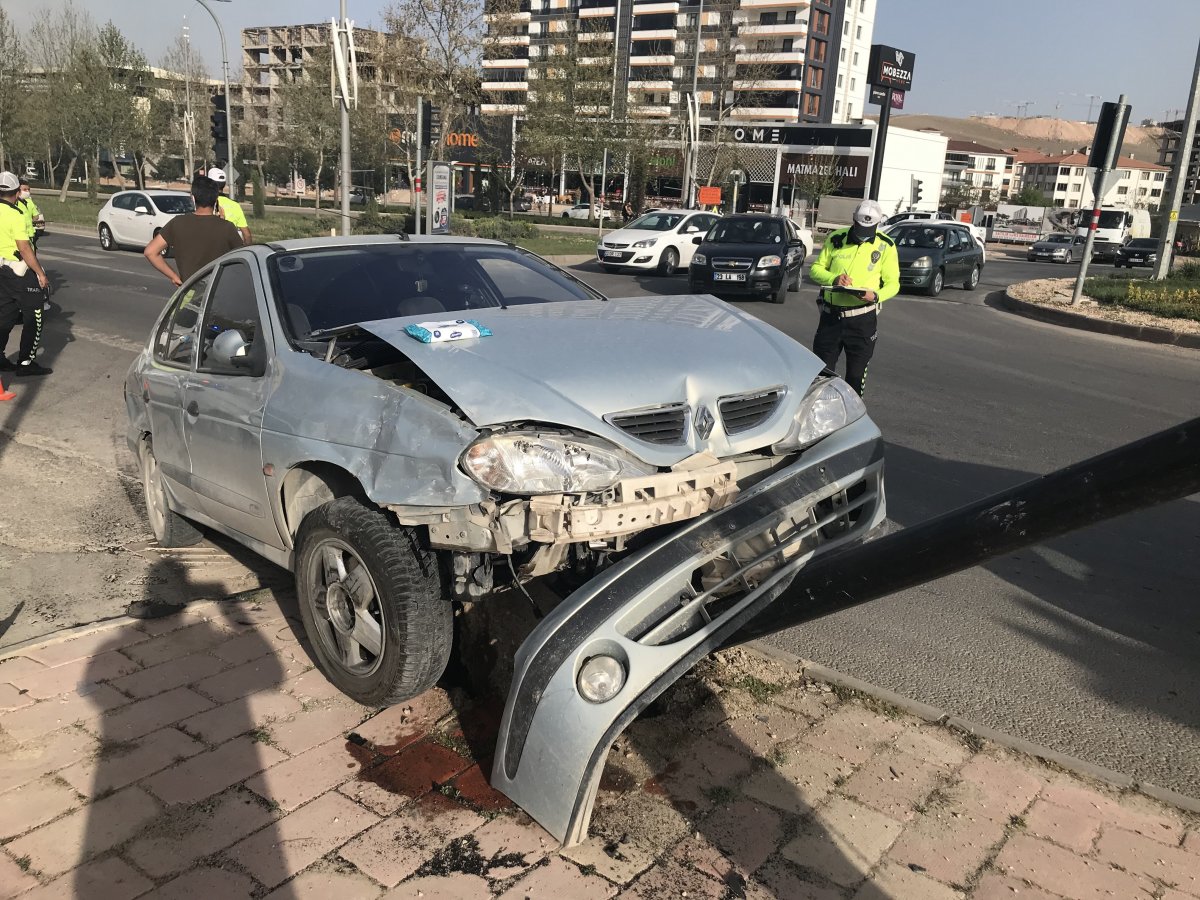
[186,401,199,417]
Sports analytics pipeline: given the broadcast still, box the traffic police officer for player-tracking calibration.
[0,171,51,377]
[206,168,252,245]
[807,199,899,397]
[17,179,44,250]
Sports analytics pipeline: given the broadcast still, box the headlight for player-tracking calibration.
[461,432,654,495]
[773,377,867,452]
[757,255,782,268]
[1053,249,1067,256]
[632,237,657,248]
[910,256,933,269]
[578,656,625,703]
[692,251,707,265]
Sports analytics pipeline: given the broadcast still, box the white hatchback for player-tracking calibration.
[596,210,722,275]
[98,190,195,252]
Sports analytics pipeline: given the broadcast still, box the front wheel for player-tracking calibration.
[1063,252,1073,264]
[562,212,570,219]
[657,246,679,276]
[99,223,116,251]
[788,266,801,292]
[963,264,980,290]
[138,438,202,547]
[926,268,944,297]
[295,497,451,707]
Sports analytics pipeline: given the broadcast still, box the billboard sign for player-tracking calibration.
[781,153,868,193]
[867,44,915,92]
[427,161,452,234]
[869,85,906,109]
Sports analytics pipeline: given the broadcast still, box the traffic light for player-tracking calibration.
[910,176,924,207]
[210,93,229,165]
[419,100,442,149]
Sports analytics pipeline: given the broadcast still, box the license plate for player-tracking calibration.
[604,250,623,258]
[713,272,746,282]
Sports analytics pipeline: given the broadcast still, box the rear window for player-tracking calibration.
[268,243,601,336]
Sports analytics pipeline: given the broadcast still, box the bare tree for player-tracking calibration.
[0,8,27,173]
[158,32,210,178]
[278,50,341,210]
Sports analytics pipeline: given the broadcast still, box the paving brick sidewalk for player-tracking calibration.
[1,597,1198,899]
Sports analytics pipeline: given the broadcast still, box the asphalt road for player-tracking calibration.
[4,232,1199,796]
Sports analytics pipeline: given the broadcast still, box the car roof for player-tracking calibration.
[113,189,191,196]
[719,214,787,223]
[254,234,509,254]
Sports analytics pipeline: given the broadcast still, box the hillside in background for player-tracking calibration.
[883,114,1167,162]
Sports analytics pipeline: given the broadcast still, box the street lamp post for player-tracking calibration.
[196,0,236,182]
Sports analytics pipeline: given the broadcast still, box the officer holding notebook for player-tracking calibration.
[807,199,899,397]
[0,171,52,378]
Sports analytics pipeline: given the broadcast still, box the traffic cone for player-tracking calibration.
[0,387,14,401]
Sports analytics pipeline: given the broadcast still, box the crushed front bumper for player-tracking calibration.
[490,415,885,845]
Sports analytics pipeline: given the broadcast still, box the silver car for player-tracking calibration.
[1027,232,1088,263]
[125,235,885,719]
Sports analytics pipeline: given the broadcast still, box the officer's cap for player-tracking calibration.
[853,199,883,228]
[0,172,19,192]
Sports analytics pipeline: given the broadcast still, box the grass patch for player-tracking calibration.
[1084,266,1200,322]
[15,855,32,872]
[518,233,601,257]
[727,674,784,704]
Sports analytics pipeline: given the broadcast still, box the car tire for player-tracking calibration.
[770,278,787,304]
[963,264,980,290]
[1064,252,1073,264]
[788,266,802,292]
[138,437,203,548]
[657,247,679,276]
[295,496,451,707]
[926,269,944,297]
[99,223,116,251]
[562,212,569,219]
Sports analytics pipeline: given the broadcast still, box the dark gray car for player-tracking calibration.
[890,222,984,296]
[125,235,884,718]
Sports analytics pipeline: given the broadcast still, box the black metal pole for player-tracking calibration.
[868,88,893,201]
[727,416,1200,646]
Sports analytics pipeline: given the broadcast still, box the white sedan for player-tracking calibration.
[596,210,722,275]
[563,203,610,220]
[98,190,194,252]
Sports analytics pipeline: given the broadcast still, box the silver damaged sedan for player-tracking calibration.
[125,235,885,712]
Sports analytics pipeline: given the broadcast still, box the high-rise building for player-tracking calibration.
[482,0,876,125]
[1157,118,1199,207]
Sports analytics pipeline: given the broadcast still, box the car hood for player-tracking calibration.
[695,240,786,260]
[895,244,945,263]
[358,295,823,467]
[1030,240,1071,251]
[601,227,675,245]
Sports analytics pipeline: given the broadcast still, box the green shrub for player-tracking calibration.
[469,217,537,242]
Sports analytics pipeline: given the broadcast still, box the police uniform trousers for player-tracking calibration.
[811,304,877,397]
[0,267,45,365]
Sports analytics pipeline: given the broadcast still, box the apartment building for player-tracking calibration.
[1156,118,1198,206]
[481,0,875,125]
[1020,151,1168,209]
[942,140,1012,202]
[235,23,406,138]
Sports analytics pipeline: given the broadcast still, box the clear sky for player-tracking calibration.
[7,0,1200,125]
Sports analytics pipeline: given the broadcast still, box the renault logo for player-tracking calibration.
[694,405,715,440]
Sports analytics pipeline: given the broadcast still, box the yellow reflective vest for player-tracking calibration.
[808,227,900,307]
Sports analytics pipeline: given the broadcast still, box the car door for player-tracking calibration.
[675,214,705,266]
[126,192,155,246]
[143,273,212,517]
[107,194,136,244]
[181,258,280,548]
[783,220,806,281]
[944,228,967,279]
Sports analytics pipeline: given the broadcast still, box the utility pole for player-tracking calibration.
[415,96,423,235]
[182,22,195,178]
[1086,94,1101,123]
[1154,35,1200,280]
[338,1,353,237]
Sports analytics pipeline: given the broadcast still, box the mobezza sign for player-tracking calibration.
[867,44,915,92]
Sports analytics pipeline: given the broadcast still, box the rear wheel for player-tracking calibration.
[295,497,451,707]
[138,437,202,547]
[926,268,944,297]
[963,264,980,290]
[99,223,116,251]
[657,246,679,276]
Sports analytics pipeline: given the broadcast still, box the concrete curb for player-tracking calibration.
[1000,289,1200,350]
[745,640,1200,816]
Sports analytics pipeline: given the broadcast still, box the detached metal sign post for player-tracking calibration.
[866,44,915,201]
[1071,95,1131,305]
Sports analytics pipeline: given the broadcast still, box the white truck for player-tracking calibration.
[1076,207,1151,262]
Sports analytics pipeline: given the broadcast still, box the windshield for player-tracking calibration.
[1127,238,1157,249]
[1044,234,1073,244]
[707,219,784,245]
[626,212,685,232]
[150,195,195,215]
[269,243,601,336]
[1091,210,1129,230]
[889,225,948,249]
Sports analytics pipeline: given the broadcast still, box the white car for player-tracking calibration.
[98,190,194,252]
[596,210,722,275]
[563,203,610,220]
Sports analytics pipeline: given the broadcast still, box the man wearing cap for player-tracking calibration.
[206,168,252,245]
[17,179,45,251]
[807,199,899,397]
[0,171,52,379]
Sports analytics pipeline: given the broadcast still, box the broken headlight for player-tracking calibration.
[772,376,866,452]
[462,432,655,495]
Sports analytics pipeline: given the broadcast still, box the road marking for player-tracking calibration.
[69,325,145,354]
[44,247,109,261]
[44,257,164,281]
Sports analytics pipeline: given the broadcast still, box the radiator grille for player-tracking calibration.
[718,387,783,434]
[606,403,689,445]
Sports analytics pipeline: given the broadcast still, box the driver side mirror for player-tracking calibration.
[134,206,151,216]
[693,236,703,245]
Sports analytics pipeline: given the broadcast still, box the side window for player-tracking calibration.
[131,194,151,213]
[153,276,210,368]
[198,262,262,373]
[112,194,134,211]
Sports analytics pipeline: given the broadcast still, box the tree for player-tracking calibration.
[1012,184,1049,207]
[157,32,210,179]
[941,180,978,212]
[277,51,341,210]
[0,8,27,173]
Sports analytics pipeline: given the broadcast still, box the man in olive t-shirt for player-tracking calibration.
[143,177,241,286]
